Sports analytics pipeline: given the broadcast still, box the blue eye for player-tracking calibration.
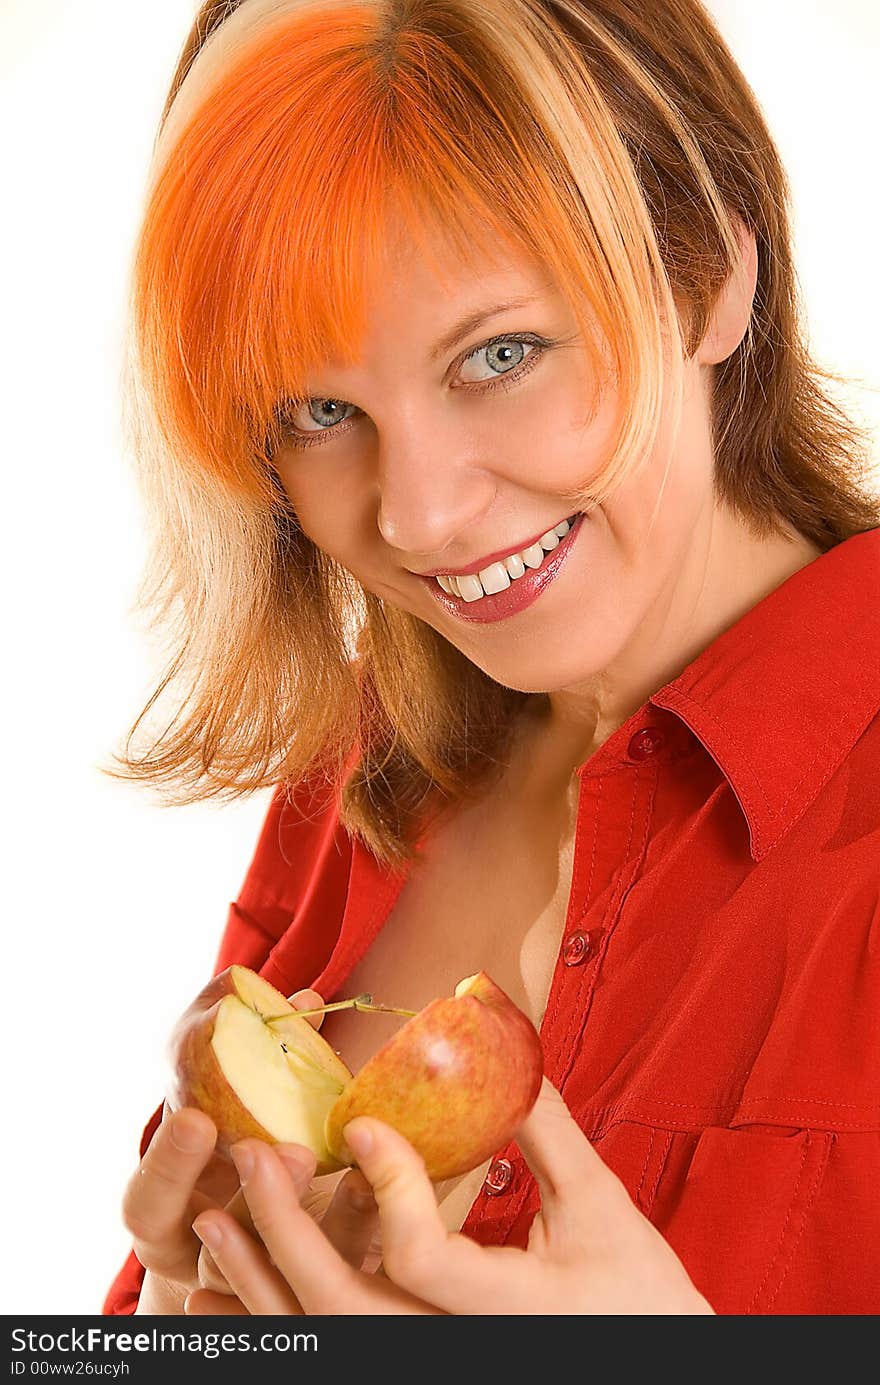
[289,398,357,433]
[458,337,534,384]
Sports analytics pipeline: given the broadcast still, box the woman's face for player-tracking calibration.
[271,220,720,697]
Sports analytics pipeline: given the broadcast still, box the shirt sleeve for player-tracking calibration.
[102,783,306,1315]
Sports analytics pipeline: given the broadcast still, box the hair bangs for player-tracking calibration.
[131,0,681,521]
[131,6,398,508]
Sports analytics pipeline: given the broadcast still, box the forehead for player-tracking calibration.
[321,209,563,367]
[384,209,550,289]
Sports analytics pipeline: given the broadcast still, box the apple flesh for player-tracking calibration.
[325,972,544,1181]
[167,965,353,1174]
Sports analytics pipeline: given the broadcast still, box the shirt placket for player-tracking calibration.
[460,724,663,1246]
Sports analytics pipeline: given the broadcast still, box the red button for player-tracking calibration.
[484,1157,514,1196]
[562,930,592,966]
[628,727,665,760]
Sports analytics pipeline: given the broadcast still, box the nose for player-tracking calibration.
[374,415,496,565]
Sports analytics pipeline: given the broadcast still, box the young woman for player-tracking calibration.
[104,0,880,1315]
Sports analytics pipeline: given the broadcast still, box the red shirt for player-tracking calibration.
[105,528,880,1316]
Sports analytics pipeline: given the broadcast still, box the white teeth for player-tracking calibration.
[477,560,512,595]
[456,573,485,603]
[434,514,578,601]
[520,543,544,569]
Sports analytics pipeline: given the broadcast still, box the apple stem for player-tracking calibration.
[353,1000,420,1018]
[263,993,418,1025]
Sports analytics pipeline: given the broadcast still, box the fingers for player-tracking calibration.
[213,1141,363,1313]
[192,1211,305,1315]
[121,1107,217,1285]
[184,1288,250,1316]
[341,1120,448,1277]
[198,1187,258,1293]
[318,1169,380,1270]
[340,1118,497,1310]
[345,1118,554,1314]
[289,988,326,1029]
[204,1138,440,1314]
[513,1078,636,1253]
[198,1144,315,1295]
[195,1144,315,1313]
[514,1077,618,1203]
[199,1151,379,1293]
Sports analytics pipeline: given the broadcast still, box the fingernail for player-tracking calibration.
[170,1112,210,1154]
[194,1219,222,1251]
[343,1120,373,1159]
[348,1184,377,1213]
[231,1144,255,1183]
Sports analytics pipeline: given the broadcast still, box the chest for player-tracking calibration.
[317,783,580,1223]
[321,784,578,1067]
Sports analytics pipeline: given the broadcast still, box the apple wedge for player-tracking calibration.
[167,965,353,1174]
[325,971,544,1180]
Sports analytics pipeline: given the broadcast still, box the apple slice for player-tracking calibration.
[167,965,353,1174]
[324,971,544,1181]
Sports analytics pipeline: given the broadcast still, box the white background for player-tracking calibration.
[1,1,878,1314]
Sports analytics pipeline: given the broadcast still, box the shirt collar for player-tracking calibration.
[650,527,880,862]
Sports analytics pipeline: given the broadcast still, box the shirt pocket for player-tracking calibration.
[657,1124,834,1315]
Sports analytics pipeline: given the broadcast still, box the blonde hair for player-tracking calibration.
[103,0,880,867]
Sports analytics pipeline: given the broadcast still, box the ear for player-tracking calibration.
[695,216,758,366]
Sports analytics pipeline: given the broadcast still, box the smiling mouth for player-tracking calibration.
[432,514,578,602]
[417,511,586,625]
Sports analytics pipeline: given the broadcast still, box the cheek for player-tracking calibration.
[593,368,714,555]
[599,466,705,578]
[271,455,304,517]
[544,381,623,499]
[272,456,360,555]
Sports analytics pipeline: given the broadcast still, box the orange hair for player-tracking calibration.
[104,0,879,866]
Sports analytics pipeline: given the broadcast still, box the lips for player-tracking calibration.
[419,513,578,580]
[420,511,587,625]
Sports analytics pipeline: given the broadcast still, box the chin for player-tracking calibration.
[480,646,609,698]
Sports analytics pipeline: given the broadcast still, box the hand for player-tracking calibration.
[187,988,384,1314]
[186,1150,396,1314]
[124,985,372,1313]
[186,1078,714,1314]
[121,1098,239,1307]
[188,1140,442,1315]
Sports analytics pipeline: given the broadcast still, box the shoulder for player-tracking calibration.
[211,769,351,975]
[238,770,349,917]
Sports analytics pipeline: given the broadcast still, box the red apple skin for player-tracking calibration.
[325,972,544,1181]
[166,969,281,1159]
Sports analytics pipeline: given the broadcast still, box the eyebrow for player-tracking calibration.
[429,295,543,361]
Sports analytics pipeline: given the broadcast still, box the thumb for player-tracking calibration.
[514,1077,615,1206]
[342,1117,448,1270]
